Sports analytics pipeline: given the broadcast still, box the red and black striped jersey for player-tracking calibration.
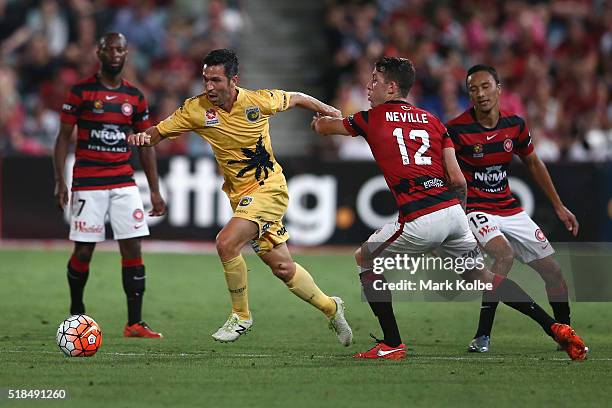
[60,74,151,191]
[343,101,459,222]
[446,108,534,216]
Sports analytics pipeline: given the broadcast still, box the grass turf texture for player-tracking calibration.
[1,248,610,408]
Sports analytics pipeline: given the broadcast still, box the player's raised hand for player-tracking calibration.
[310,114,322,132]
[321,105,342,118]
[149,191,167,216]
[128,132,151,146]
[555,205,579,236]
[54,180,69,211]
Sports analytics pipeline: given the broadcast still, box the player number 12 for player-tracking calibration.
[393,128,432,165]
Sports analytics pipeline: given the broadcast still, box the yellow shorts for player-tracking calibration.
[230,183,290,255]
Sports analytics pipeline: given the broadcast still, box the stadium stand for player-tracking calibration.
[0,0,609,161]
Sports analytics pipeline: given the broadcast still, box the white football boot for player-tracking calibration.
[212,313,253,342]
[328,296,353,346]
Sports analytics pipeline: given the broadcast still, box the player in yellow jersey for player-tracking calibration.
[128,49,352,346]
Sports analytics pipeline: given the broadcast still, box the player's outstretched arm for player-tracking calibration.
[53,122,75,211]
[520,152,579,236]
[310,115,351,136]
[288,92,342,118]
[442,147,467,210]
[137,145,167,217]
[128,126,165,147]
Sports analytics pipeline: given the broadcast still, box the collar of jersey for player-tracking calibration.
[470,107,499,131]
[385,100,410,105]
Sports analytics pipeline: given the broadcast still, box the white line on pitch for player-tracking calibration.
[2,349,611,361]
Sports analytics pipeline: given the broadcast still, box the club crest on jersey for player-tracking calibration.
[121,103,133,116]
[504,138,513,152]
[205,108,220,126]
[245,106,260,122]
[133,209,144,221]
[93,99,104,113]
[535,229,547,242]
[238,196,253,207]
[473,143,484,158]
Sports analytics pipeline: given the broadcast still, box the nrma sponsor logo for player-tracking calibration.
[91,125,127,146]
[474,165,507,188]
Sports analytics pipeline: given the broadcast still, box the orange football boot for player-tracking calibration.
[551,323,588,361]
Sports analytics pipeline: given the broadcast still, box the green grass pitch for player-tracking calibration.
[1,248,610,407]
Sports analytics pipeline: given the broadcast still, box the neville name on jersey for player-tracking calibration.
[343,101,459,222]
[60,74,151,191]
[446,108,534,216]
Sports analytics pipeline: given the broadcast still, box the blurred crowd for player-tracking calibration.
[0,0,245,156]
[323,0,611,162]
[1,0,610,162]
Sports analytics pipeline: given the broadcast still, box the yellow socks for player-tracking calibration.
[222,255,250,320]
[286,263,337,318]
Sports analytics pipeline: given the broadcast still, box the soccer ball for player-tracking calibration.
[56,314,102,357]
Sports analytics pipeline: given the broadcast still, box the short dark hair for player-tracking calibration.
[374,57,416,97]
[98,32,127,48]
[203,49,239,78]
[466,64,500,88]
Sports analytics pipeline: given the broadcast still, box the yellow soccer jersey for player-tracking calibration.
[156,87,291,201]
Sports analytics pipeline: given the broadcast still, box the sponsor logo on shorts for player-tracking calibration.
[245,106,261,122]
[250,240,261,253]
[238,197,253,207]
[121,103,133,116]
[535,228,547,242]
[478,225,499,237]
[133,209,144,221]
[503,138,513,152]
[261,222,271,233]
[205,108,220,126]
[74,221,103,233]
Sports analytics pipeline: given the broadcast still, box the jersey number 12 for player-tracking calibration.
[393,128,431,165]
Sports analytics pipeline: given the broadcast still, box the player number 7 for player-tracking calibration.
[77,199,86,216]
[393,128,432,165]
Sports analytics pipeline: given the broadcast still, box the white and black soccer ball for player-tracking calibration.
[56,314,102,357]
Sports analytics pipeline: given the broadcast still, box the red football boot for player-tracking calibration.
[123,321,163,338]
[353,335,406,360]
[551,323,587,361]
